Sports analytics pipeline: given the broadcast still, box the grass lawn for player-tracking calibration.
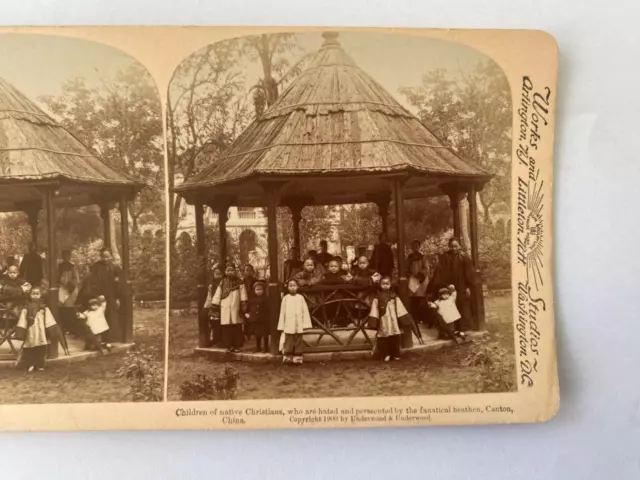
[0,308,165,405]
[167,296,516,401]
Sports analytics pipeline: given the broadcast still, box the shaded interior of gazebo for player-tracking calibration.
[176,32,491,354]
[0,77,142,357]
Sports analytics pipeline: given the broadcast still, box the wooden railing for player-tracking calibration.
[297,284,374,353]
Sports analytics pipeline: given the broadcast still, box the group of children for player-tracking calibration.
[204,242,467,364]
[0,260,114,372]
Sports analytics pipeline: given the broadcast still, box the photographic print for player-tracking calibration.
[167,31,517,402]
[0,34,166,404]
[0,26,557,431]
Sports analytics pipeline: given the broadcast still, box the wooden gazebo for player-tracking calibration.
[0,77,142,357]
[175,32,492,354]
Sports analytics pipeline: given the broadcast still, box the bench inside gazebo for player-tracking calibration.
[0,77,142,362]
[175,32,492,357]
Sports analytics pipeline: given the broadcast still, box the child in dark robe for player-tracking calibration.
[246,281,270,353]
[320,259,352,285]
[15,287,57,372]
[0,265,32,319]
[367,277,410,362]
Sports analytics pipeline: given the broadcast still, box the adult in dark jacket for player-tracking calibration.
[19,242,43,288]
[370,233,394,277]
[79,248,122,342]
[430,238,475,331]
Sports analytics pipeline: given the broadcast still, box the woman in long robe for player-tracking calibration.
[210,264,247,352]
[80,248,122,342]
[58,249,81,335]
[430,238,475,331]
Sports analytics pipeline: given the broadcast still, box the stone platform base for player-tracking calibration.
[195,330,489,363]
[0,341,134,369]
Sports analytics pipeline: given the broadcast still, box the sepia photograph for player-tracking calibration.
[167,30,514,401]
[0,34,166,404]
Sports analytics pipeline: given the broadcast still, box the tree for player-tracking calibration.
[167,40,252,236]
[400,60,512,224]
[241,33,311,117]
[40,63,165,233]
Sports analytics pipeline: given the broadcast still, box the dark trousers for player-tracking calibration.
[377,335,401,358]
[58,307,78,334]
[22,346,47,369]
[283,333,303,356]
[222,324,243,349]
[434,312,458,342]
[409,297,427,324]
[104,299,121,343]
[255,335,269,351]
[210,318,222,346]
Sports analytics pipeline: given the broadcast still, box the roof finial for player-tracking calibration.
[321,31,341,48]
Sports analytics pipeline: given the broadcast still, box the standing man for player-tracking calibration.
[283,246,303,281]
[19,242,44,288]
[316,240,333,268]
[370,232,394,277]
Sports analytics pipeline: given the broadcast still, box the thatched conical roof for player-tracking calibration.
[177,32,490,205]
[0,77,142,211]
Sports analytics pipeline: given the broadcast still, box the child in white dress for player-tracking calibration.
[428,285,466,345]
[77,296,112,352]
[15,287,57,372]
[277,278,312,365]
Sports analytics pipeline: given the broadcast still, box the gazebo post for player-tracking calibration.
[373,193,391,236]
[262,183,282,355]
[21,202,41,248]
[194,201,209,348]
[467,185,486,331]
[44,188,59,359]
[216,204,229,266]
[447,189,463,240]
[392,178,412,348]
[119,196,133,343]
[290,204,303,253]
[100,203,112,249]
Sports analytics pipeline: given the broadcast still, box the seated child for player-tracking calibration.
[245,281,270,353]
[428,285,466,345]
[351,256,381,286]
[14,287,57,372]
[277,278,312,365]
[320,259,352,285]
[367,276,409,362]
[0,265,32,319]
[77,295,112,352]
[292,258,322,287]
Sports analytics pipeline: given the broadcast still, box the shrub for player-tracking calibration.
[117,345,164,402]
[179,366,240,401]
[463,341,516,393]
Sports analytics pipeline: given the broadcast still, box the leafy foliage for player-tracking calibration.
[463,340,516,393]
[179,367,240,401]
[116,345,164,402]
[400,60,512,222]
[39,63,165,231]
